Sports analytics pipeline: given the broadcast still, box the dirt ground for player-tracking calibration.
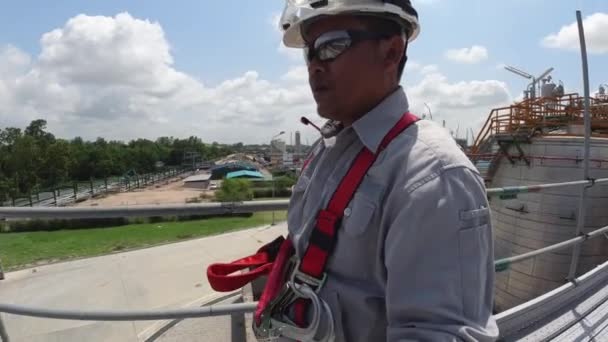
[75,176,215,207]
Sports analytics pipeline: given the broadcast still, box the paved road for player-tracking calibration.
[0,223,287,342]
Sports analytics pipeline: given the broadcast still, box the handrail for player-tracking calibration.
[1,177,608,342]
[0,302,257,321]
[486,177,608,196]
[494,224,608,271]
[1,223,607,325]
[0,200,290,219]
[0,178,606,219]
[471,92,608,153]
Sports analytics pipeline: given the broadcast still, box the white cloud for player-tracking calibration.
[281,65,308,82]
[542,12,608,54]
[271,12,305,62]
[278,43,304,61]
[404,60,421,73]
[420,64,439,75]
[404,69,511,135]
[403,61,438,76]
[444,45,489,64]
[0,12,511,146]
[270,12,283,35]
[0,45,31,77]
[0,13,317,144]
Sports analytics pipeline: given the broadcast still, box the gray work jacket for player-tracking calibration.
[285,87,499,341]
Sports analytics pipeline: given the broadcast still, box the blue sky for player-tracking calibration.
[0,1,607,144]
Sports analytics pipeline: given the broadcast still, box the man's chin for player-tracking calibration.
[316,104,337,121]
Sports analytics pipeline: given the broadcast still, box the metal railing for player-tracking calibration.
[0,302,257,322]
[0,200,290,220]
[0,178,606,220]
[1,222,607,341]
[0,168,191,208]
[1,177,608,341]
[494,223,608,272]
[486,177,608,197]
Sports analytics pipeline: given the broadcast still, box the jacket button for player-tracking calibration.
[344,208,351,217]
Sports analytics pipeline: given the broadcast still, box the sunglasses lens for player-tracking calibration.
[305,37,352,64]
[317,38,351,61]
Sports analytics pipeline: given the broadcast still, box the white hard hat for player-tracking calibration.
[280,0,420,48]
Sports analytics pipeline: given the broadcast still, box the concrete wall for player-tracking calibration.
[491,136,608,312]
[183,180,210,189]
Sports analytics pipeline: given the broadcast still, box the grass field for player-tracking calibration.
[0,211,287,271]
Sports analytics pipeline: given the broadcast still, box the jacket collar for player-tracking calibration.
[351,87,410,154]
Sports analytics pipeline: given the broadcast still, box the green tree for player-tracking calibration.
[0,127,22,147]
[215,179,253,202]
[275,175,296,191]
[0,119,238,199]
[0,172,11,203]
[11,135,40,194]
[39,140,71,188]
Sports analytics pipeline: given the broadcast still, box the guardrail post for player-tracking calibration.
[73,182,78,201]
[0,313,10,342]
[271,177,276,226]
[568,10,592,282]
[230,296,246,342]
[53,189,57,206]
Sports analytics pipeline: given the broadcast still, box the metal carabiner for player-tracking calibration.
[272,283,335,342]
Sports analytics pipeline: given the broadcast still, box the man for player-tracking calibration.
[207,1,497,340]
[279,0,498,341]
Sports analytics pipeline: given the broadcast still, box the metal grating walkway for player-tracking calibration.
[497,260,608,341]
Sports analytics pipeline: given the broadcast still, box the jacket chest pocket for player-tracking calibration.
[340,180,384,237]
[288,175,310,221]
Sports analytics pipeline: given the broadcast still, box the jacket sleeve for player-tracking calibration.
[383,166,499,342]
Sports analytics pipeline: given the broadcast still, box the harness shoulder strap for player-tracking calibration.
[294,112,419,326]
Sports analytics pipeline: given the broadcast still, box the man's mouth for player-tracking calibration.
[312,85,330,94]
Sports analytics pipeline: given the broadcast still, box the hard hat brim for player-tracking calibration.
[281,4,420,48]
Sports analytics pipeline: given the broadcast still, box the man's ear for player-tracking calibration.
[382,35,405,73]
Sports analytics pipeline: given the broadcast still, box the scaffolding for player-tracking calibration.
[472,92,608,155]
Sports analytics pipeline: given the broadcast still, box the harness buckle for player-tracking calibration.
[289,259,327,294]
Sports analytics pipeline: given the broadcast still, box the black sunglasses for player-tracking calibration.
[304,30,390,65]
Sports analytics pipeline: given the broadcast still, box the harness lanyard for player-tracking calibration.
[293,112,419,327]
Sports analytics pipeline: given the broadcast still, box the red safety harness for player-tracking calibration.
[207,112,419,335]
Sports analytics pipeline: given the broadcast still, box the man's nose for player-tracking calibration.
[307,56,326,74]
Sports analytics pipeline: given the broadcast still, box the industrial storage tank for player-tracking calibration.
[471,81,608,312]
[490,136,608,311]
[540,78,556,98]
